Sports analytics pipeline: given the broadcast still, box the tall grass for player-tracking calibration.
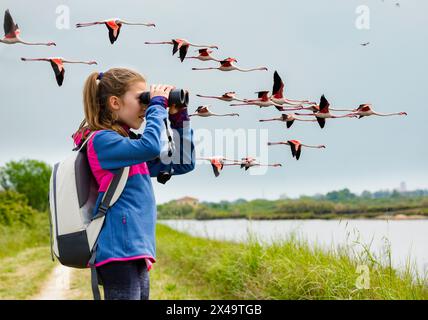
[156,224,428,300]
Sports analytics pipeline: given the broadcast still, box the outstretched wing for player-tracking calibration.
[172,40,179,55]
[50,59,65,87]
[319,95,330,113]
[316,117,326,129]
[106,21,122,44]
[287,141,297,158]
[211,159,224,177]
[272,71,284,98]
[286,119,294,128]
[4,9,19,38]
[179,45,189,62]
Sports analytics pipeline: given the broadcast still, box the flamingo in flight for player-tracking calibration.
[259,113,317,129]
[196,92,245,102]
[295,95,357,129]
[197,156,240,177]
[192,58,268,72]
[239,157,282,171]
[351,104,407,119]
[267,140,326,161]
[0,9,56,46]
[183,48,220,62]
[21,57,97,86]
[230,91,304,112]
[145,39,218,62]
[271,71,315,106]
[190,106,239,118]
[76,18,156,44]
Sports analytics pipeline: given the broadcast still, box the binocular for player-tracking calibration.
[139,89,189,108]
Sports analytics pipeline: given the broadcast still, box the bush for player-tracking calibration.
[0,191,39,227]
[0,159,51,212]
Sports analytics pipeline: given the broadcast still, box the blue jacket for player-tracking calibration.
[76,96,195,270]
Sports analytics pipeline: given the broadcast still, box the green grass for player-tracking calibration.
[0,211,55,300]
[154,224,428,300]
[0,212,50,259]
[0,246,56,299]
[6,221,426,300]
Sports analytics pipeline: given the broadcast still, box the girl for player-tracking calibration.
[72,68,195,300]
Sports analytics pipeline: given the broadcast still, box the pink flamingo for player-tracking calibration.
[192,58,268,72]
[0,10,56,46]
[183,48,220,62]
[268,140,326,160]
[230,91,304,112]
[295,95,357,128]
[239,157,282,171]
[351,104,407,119]
[145,39,218,62]
[21,57,97,86]
[271,71,315,106]
[259,113,317,129]
[76,18,155,44]
[190,106,239,118]
[196,92,245,102]
[197,156,240,177]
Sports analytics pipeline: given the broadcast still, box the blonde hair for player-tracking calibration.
[73,68,146,143]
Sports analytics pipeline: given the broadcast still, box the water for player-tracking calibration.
[159,219,428,276]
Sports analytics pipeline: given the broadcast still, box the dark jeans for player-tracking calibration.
[96,259,150,300]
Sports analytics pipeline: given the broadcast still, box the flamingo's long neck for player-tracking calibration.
[191,44,216,48]
[373,112,402,117]
[145,41,171,45]
[301,144,322,149]
[268,142,287,146]
[260,118,280,122]
[198,95,220,99]
[192,67,217,71]
[237,67,266,72]
[19,40,50,46]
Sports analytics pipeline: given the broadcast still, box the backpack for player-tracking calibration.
[48,131,129,299]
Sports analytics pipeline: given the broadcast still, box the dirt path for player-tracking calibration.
[32,264,72,300]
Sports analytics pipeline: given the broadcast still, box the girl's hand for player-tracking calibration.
[150,84,175,100]
[168,104,179,115]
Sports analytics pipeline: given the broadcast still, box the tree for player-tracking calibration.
[326,188,357,202]
[0,159,51,212]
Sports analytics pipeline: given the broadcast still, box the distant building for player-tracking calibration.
[174,196,199,207]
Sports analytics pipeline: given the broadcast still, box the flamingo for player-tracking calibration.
[76,18,156,44]
[294,95,357,129]
[0,9,56,46]
[192,58,268,72]
[267,140,326,161]
[183,48,221,62]
[259,113,317,129]
[145,39,218,62]
[351,104,407,119]
[239,157,282,171]
[230,91,304,112]
[21,57,97,86]
[271,71,315,106]
[196,92,245,102]
[189,106,239,118]
[197,156,240,177]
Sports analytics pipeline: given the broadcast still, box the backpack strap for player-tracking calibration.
[89,167,127,300]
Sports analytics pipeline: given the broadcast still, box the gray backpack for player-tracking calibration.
[48,131,129,299]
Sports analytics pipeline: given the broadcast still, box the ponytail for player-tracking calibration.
[73,68,146,147]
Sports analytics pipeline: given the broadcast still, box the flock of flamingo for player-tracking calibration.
[1,8,408,178]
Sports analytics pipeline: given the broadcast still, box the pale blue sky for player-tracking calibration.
[0,0,427,203]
